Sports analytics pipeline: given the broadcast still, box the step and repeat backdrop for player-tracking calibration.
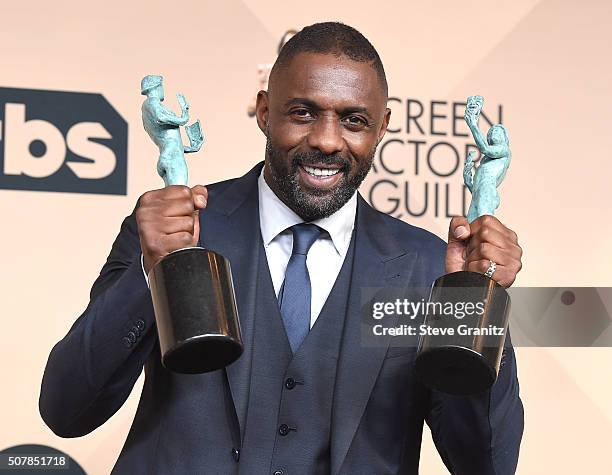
[1,0,611,473]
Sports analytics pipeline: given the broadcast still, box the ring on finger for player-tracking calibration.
[484,260,497,278]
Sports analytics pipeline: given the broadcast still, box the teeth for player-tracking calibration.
[303,166,340,177]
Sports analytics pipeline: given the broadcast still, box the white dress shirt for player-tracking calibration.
[258,169,356,328]
[142,168,357,329]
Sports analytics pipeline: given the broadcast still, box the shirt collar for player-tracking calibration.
[258,167,357,256]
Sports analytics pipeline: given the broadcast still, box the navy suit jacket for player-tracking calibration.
[40,162,523,474]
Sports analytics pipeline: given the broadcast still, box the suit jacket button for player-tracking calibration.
[285,378,296,390]
[273,471,284,475]
[131,325,141,337]
[231,447,240,462]
[136,319,145,331]
[278,424,290,436]
[122,337,133,348]
[127,331,137,343]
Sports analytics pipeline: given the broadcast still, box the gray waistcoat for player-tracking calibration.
[238,232,356,475]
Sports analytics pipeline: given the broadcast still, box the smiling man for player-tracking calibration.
[260,47,389,222]
[40,22,524,474]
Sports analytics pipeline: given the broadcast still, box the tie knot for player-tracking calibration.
[290,223,322,256]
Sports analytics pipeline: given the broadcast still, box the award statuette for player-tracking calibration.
[415,96,512,395]
[140,75,243,374]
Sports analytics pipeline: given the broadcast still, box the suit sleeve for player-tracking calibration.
[425,337,524,474]
[39,206,158,437]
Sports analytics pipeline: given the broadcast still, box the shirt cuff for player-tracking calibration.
[141,253,150,288]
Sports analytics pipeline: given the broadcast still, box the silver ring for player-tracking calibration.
[484,260,497,278]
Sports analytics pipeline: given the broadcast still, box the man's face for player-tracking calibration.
[256,52,391,221]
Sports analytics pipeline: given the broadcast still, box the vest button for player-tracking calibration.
[285,377,296,390]
[278,424,290,436]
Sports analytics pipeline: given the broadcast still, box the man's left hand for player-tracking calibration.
[445,215,523,288]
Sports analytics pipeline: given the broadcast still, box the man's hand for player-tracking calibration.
[136,185,208,275]
[445,215,522,288]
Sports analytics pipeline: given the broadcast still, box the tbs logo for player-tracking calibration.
[0,87,127,195]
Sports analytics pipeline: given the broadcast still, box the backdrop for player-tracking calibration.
[1,1,611,473]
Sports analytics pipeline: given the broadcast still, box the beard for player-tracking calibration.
[265,136,375,221]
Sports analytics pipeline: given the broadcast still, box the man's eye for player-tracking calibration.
[343,115,368,127]
[291,109,313,119]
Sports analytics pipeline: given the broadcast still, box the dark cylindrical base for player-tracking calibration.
[415,271,510,395]
[148,247,243,374]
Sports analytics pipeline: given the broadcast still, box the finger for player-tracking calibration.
[445,216,471,274]
[159,231,197,250]
[468,226,522,259]
[191,185,208,209]
[158,197,196,217]
[467,258,495,274]
[193,210,200,244]
[469,215,516,241]
[138,186,186,207]
[466,241,515,267]
[158,215,196,235]
[158,185,194,201]
[448,216,471,244]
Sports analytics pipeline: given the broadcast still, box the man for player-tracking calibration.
[40,22,524,474]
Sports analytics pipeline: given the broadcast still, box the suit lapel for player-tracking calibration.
[198,162,264,442]
[330,195,419,475]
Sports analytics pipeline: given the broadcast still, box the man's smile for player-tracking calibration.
[298,164,344,191]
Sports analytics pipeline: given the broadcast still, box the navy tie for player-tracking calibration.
[279,223,322,353]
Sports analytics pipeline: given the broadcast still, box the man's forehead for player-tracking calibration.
[272,52,384,107]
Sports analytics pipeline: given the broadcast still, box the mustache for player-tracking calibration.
[292,150,351,171]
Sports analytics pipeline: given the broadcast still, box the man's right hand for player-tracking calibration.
[136,185,208,275]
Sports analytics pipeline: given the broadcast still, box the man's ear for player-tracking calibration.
[377,107,392,144]
[255,90,269,135]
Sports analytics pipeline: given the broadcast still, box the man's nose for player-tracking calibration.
[306,116,344,156]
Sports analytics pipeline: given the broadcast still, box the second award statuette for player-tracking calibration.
[140,75,243,374]
[415,96,512,395]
